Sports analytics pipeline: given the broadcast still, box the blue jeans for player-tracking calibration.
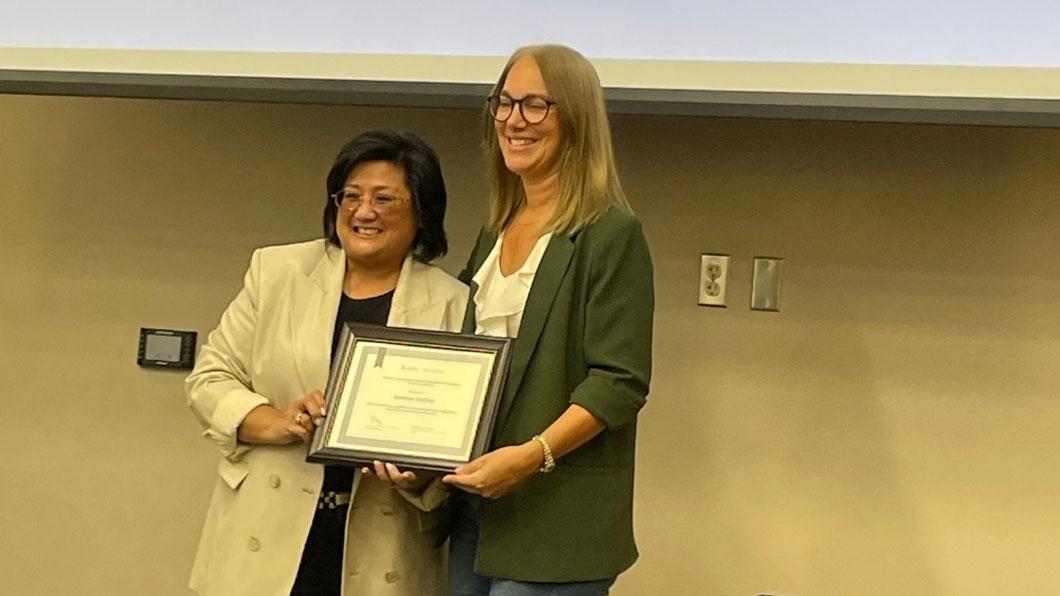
[448,498,615,596]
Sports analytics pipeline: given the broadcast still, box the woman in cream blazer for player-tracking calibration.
[187,131,467,596]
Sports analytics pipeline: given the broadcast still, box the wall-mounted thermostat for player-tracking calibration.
[138,328,197,370]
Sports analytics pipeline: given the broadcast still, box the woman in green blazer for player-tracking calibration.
[441,44,654,595]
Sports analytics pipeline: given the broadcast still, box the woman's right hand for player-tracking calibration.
[236,390,327,445]
[362,460,429,492]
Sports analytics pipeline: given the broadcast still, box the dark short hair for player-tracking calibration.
[323,129,448,263]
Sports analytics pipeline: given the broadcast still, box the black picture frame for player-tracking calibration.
[307,324,511,473]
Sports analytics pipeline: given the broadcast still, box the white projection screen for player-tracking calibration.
[2,1,1059,125]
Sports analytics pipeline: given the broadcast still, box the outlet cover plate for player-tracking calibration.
[698,253,730,307]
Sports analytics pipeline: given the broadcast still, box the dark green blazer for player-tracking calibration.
[459,207,654,581]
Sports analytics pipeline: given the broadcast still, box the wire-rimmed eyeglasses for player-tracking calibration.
[330,189,406,214]
[487,93,557,124]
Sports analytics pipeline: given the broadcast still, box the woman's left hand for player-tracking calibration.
[442,442,541,499]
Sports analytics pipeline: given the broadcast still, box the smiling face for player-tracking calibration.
[495,56,563,183]
[334,160,417,272]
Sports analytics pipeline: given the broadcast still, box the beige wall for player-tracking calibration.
[1,94,1057,596]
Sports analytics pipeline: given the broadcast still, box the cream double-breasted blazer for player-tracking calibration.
[187,239,467,596]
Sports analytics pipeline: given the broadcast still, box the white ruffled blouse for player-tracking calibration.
[472,232,552,338]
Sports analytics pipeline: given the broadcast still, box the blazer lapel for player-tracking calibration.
[388,256,445,329]
[493,233,575,432]
[291,244,345,395]
[461,279,479,334]
[461,229,496,335]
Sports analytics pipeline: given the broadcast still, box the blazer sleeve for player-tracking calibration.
[569,216,654,429]
[185,249,270,462]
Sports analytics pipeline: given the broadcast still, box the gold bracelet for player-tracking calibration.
[532,434,555,473]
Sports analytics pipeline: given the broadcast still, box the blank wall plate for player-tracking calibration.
[698,254,730,307]
[750,257,783,311]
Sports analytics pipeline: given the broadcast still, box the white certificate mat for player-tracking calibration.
[324,341,496,462]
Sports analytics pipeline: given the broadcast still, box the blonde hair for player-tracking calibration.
[484,44,631,234]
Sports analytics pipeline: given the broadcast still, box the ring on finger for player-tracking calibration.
[294,412,304,423]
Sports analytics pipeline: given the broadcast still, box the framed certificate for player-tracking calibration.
[307,324,511,472]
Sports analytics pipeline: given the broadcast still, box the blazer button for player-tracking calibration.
[385,570,399,583]
[247,537,261,552]
[268,475,281,488]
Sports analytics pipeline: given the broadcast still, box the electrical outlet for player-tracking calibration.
[698,254,730,307]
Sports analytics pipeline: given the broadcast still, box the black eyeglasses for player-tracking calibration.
[487,94,557,124]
